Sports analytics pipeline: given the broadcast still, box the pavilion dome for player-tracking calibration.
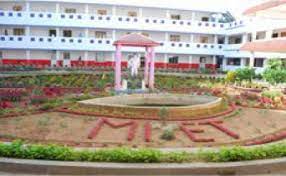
[113,33,160,47]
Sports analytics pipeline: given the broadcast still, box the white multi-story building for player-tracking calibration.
[0,0,285,72]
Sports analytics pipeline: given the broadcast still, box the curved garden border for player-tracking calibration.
[56,103,237,121]
[0,156,286,175]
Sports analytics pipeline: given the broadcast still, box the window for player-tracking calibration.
[12,5,22,11]
[247,33,252,42]
[128,11,137,17]
[201,17,209,22]
[141,32,149,37]
[63,52,70,60]
[218,37,224,44]
[200,57,206,63]
[95,52,105,62]
[169,56,179,64]
[281,32,286,37]
[227,58,241,66]
[49,29,57,37]
[65,8,76,13]
[200,36,209,43]
[95,31,107,39]
[51,51,56,60]
[13,28,25,36]
[256,31,266,40]
[234,37,242,44]
[170,14,181,20]
[272,33,279,38]
[254,58,264,67]
[4,29,8,36]
[229,36,242,44]
[63,30,72,37]
[97,9,107,15]
[170,34,180,42]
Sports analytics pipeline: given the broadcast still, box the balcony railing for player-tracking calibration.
[0,35,225,55]
[0,10,227,34]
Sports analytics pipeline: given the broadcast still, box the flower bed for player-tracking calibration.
[0,88,26,101]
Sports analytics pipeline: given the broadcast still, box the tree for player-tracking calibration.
[235,67,256,83]
[263,59,286,85]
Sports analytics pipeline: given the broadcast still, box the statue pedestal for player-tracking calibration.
[142,80,147,90]
[122,79,128,90]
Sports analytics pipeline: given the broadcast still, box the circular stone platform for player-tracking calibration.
[78,94,226,120]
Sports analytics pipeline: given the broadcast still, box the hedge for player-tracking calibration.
[1,141,286,163]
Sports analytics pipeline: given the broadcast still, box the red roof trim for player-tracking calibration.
[243,0,286,15]
[240,39,286,53]
[113,33,160,47]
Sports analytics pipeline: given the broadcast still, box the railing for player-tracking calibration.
[0,10,227,34]
[0,35,225,55]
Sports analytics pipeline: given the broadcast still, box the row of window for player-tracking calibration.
[2,29,219,43]
[169,43,223,49]
[0,11,224,28]
[4,5,213,21]
[227,58,264,67]
[0,36,112,44]
[0,36,223,49]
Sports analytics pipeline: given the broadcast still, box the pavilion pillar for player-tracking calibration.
[149,47,155,90]
[144,47,150,87]
[115,44,122,91]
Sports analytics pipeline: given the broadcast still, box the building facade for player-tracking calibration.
[0,0,286,72]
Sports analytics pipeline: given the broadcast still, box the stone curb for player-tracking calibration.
[0,157,286,175]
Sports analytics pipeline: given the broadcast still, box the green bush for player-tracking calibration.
[263,59,286,84]
[225,71,236,83]
[263,69,286,85]
[160,129,175,141]
[234,67,256,83]
[1,141,286,163]
[261,90,283,99]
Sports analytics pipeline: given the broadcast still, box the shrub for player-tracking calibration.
[160,128,175,141]
[30,96,48,105]
[1,141,286,163]
[39,103,55,111]
[235,67,256,83]
[263,59,286,84]
[225,71,236,83]
[0,89,26,102]
[262,90,283,100]
[263,69,286,85]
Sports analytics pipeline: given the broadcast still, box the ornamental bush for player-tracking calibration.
[1,141,286,163]
[226,71,236,83]
[263,59,286,84]
[234,67,256,83]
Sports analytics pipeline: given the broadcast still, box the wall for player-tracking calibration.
[116,6,139,16]
[30,27,48,36]
[0,2,26,11]
[30,2,56,12]
[2,50,26,59]
[60,3,85,13]
[142,8,166,18]
[88,4,112,15]
[30,50,51,60]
